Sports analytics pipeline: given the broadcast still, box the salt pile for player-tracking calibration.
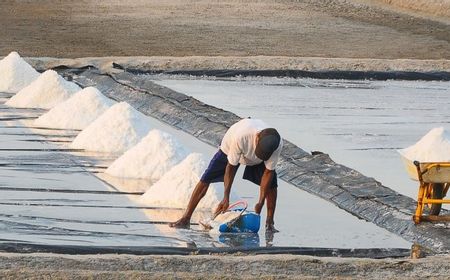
[399,127,450,162]
[0,52,40,93]
[140,153,238,210]
[6,70,81,109]
[105,129,189,181]
[71,102,151,153]
[34,87,115,129]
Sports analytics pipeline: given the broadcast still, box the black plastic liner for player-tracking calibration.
[112,63,450,81]
[0,242,410,258]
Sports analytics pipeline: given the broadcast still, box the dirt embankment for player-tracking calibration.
[27,56,450,74]
[0,253,449,279]
[0,0,449,59]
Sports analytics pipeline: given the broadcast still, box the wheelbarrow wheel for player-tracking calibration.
[430,183,444,216]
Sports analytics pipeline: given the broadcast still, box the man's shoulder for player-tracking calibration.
[232,118,267,130]
[223,119,258,145]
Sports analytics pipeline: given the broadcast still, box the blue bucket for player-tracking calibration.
[218,210,260,233]
[240,212,260,233]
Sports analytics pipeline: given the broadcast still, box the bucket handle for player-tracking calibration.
[227,200,248,212]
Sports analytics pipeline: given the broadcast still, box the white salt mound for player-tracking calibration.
[71,102,151,153]
[140,153,239,210]
[105,129,189,181]
[399,127,450,162]
[6,70,81,109]
[0,52,40,93]
[34,87,115,129]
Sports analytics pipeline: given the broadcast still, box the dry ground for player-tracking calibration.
[370,0,450,18]
[0,253,449,279]
[1,0,449,59]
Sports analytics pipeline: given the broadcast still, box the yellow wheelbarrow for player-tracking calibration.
[406,161,450,224]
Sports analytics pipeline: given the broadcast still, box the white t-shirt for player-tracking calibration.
[220,119,283,170]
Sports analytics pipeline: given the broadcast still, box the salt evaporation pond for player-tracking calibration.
[122,112,411,248]
[153,77,450,203]
[0,88,410,249]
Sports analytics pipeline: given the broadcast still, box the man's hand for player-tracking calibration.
[254,201,264,214]
[214,198,229,218]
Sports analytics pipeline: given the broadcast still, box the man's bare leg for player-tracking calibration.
[265,187,279,232]
[169,181,210,228]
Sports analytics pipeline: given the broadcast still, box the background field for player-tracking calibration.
[1,0,449,59]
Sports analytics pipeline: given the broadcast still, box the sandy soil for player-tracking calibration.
[0,253,449,279]
[27,56,450,74]
[369,0,450,19]
[1,0,449,59]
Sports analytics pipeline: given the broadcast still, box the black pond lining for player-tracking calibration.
[0,242,411,258]
[110,63,450,81]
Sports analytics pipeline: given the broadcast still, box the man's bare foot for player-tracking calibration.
[169,217,191,228]
[265,223,279,233]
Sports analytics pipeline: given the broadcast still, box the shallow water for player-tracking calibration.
[0,104,195,248]
[153,77,450,203]
[0,89,411,249]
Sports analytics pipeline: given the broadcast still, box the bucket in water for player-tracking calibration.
[217,201,261,233]
[218,211,260,233]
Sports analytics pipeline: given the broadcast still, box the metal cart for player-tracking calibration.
[408,161,450,224]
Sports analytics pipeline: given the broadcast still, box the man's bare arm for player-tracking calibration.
[214,162,238,217]
[255,168,274,214]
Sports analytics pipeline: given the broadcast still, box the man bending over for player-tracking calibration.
[169,118,283,232]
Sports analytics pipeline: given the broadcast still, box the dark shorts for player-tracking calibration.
[200,149,278,188]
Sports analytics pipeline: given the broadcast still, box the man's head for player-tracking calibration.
[255,128,281,161]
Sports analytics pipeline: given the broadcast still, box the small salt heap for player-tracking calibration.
[399,127,450,162]
[34,87,115,129]
[6,70,81,109]
[71,102,151,153]
[0,52,40,93]
[201,211,242,232]
[140,153,238,210]
[105,129,189,181]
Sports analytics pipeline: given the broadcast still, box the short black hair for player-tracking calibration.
[255,128,281,161]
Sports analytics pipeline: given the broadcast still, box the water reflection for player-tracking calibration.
[215,232,261,248]
[265,230,275,247]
